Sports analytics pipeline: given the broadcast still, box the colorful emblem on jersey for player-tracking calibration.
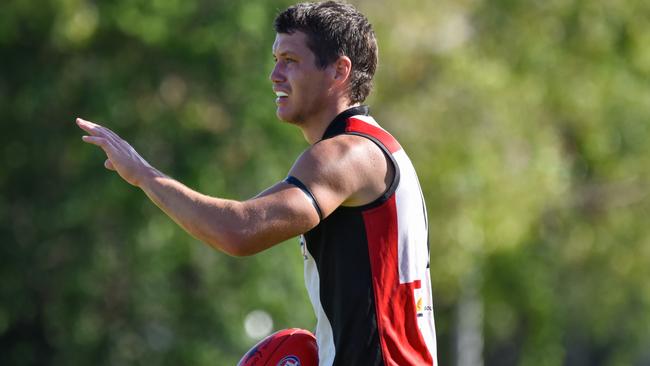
[416,296,424,317]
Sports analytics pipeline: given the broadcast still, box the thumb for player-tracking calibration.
[104,159,116,171]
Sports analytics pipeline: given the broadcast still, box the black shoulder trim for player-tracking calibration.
[284,175,324,221]
[321,105,369,140]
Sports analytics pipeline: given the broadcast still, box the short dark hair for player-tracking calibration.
[274,1,378,104]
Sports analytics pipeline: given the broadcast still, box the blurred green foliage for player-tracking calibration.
[1,0,649,365]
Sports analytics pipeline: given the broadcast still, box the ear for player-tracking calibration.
[332,56,352,85]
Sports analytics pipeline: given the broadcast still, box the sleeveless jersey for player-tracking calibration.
[301,106,438,366]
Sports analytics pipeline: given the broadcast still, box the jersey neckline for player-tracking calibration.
[321,105,370,140]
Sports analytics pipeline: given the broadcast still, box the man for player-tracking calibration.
[77,1,437,365]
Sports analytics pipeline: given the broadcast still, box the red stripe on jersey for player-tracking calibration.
[363,196,434,365]
[346,118,402,154]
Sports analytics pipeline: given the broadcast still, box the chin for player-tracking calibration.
[276,108,304,125]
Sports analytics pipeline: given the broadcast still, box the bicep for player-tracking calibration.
[286,138,371,218]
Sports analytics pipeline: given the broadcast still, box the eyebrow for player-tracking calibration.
[273,50,300,58]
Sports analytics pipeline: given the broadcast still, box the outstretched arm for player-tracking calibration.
[76,117,391,256]
[76,118,321,256]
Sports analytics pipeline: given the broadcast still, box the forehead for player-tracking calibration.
[272,31,311,55]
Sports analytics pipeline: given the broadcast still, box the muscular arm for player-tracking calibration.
[137,171,319,256]
[76,118,391,256]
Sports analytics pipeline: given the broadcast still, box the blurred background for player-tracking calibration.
[1,0,650,365]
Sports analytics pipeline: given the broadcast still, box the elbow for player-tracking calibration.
[208,229,261,257]
[223,243,259,258]
[227,247,259,257]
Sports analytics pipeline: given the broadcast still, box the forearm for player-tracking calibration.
[137,168,248,255]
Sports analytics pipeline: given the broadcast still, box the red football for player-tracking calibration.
[237,328,318,366]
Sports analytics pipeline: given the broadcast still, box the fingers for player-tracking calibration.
[76,118,101,134]
[76,118,122,142]
[81,135,111,148]
[77,118,135,159]
[77,118,150,176]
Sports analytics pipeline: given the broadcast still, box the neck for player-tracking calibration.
[300,100,361,144]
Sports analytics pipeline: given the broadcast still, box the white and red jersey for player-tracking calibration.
[301,106,437,366]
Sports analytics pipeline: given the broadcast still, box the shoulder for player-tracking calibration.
[294,134,384,176]
[289,133,393,210]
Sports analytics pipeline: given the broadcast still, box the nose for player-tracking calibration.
[269,62,284,83]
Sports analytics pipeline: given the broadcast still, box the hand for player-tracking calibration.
[76,118,156,187]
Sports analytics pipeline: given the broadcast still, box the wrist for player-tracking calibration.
[137,166,166,189]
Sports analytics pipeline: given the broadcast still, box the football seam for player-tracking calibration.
[263,329,297,366]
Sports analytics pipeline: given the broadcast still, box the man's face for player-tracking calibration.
[270,31,333,125]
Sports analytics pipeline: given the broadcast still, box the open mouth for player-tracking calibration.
[275,91,289,104]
